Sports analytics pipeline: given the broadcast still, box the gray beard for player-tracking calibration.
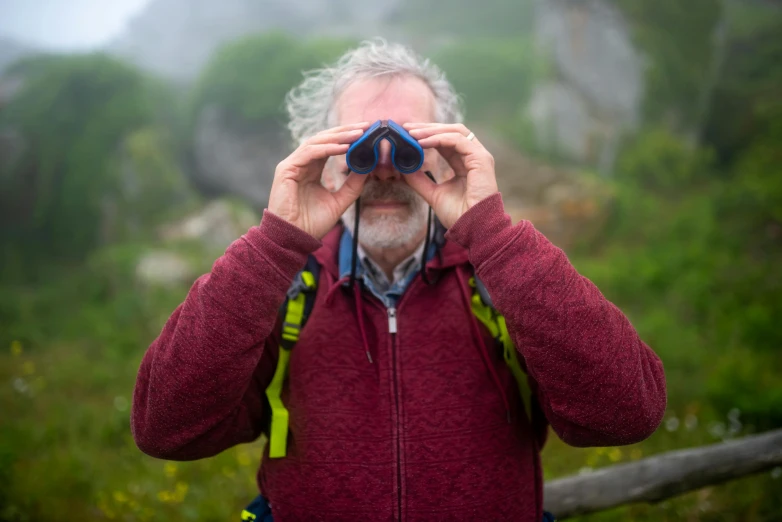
[341,179,429,250]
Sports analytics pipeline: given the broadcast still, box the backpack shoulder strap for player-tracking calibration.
[469,274,533,421]
[265,255,320,459]
[281,255,320,340]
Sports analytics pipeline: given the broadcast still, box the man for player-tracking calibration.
[132,40,666,521]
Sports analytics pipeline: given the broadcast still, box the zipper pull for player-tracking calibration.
[388,307,397,334]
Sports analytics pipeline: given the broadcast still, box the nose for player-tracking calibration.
[372,139,400,181]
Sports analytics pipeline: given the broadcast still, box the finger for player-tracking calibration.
[416,132,482,178]
[407,124,472,140]
[403,171,438,207]
[288,143,351,169]
[331,171,368,211]
[316,121,372,136]
[416,132,479,156]
[402,122,439,129]
[307,128,365,146]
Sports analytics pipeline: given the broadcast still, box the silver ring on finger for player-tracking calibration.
[466,131,476,141]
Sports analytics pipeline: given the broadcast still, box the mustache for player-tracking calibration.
[360,179,418,204]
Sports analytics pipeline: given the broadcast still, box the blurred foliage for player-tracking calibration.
[614,0,722,129]
[579,121,782,428]
[702,2,782,164]
[0,53,190,278]
[432,37,546,123]
[188,32,353,129]
[576,0,782,430]
[108,127,195,238]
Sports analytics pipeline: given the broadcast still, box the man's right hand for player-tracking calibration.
[267,122,370,239]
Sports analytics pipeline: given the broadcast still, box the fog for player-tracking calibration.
[0,0,151,49]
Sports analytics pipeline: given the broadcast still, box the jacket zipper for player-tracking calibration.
[388,307,398,334]
[385,278,424,521]
[388,306,402,520]
[370,281,419,521]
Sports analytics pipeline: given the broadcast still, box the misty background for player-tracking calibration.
[1,0,781,520]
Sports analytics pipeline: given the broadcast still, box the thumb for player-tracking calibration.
[403,171,438,207]
[332,172,368,213]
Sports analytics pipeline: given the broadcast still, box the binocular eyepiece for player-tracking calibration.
[346,120,424,174]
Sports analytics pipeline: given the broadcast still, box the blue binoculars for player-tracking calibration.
[346,119,424,174]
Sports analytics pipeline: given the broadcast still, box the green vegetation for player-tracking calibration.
[1,1,781,519]
[615,0,722,128]
[1,243,256,521]
[547,121,782,520]
[702,1,782,164]
[0,53,189,278]
[582,124,782,423]
[433,37,546,122]
[188,33,354,129]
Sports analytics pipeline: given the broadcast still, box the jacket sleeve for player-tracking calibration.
[131,211,322,460]
[446,193,666,447]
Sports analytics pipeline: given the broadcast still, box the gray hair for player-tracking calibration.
[285,39,463,145]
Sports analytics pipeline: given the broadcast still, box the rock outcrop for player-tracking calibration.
[527,0,644,171]
[190,106,290,209]
[136,199,260,288]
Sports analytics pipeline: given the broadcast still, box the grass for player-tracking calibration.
[1,340,264,522]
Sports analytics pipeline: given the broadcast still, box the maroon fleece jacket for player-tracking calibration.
[132,193,666,521]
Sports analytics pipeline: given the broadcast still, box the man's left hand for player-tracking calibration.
[403,123,499,229]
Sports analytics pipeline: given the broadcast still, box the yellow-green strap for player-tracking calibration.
[497,315,533,419]
[470,290,501,339]
[265,345,292,458]
[469,277,533,421]
[265,270,317,459]
[281,292,306,343]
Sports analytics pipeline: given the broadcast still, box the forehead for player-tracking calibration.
[335,75,436,126]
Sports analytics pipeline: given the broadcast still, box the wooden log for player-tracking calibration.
[544,429,782,519]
